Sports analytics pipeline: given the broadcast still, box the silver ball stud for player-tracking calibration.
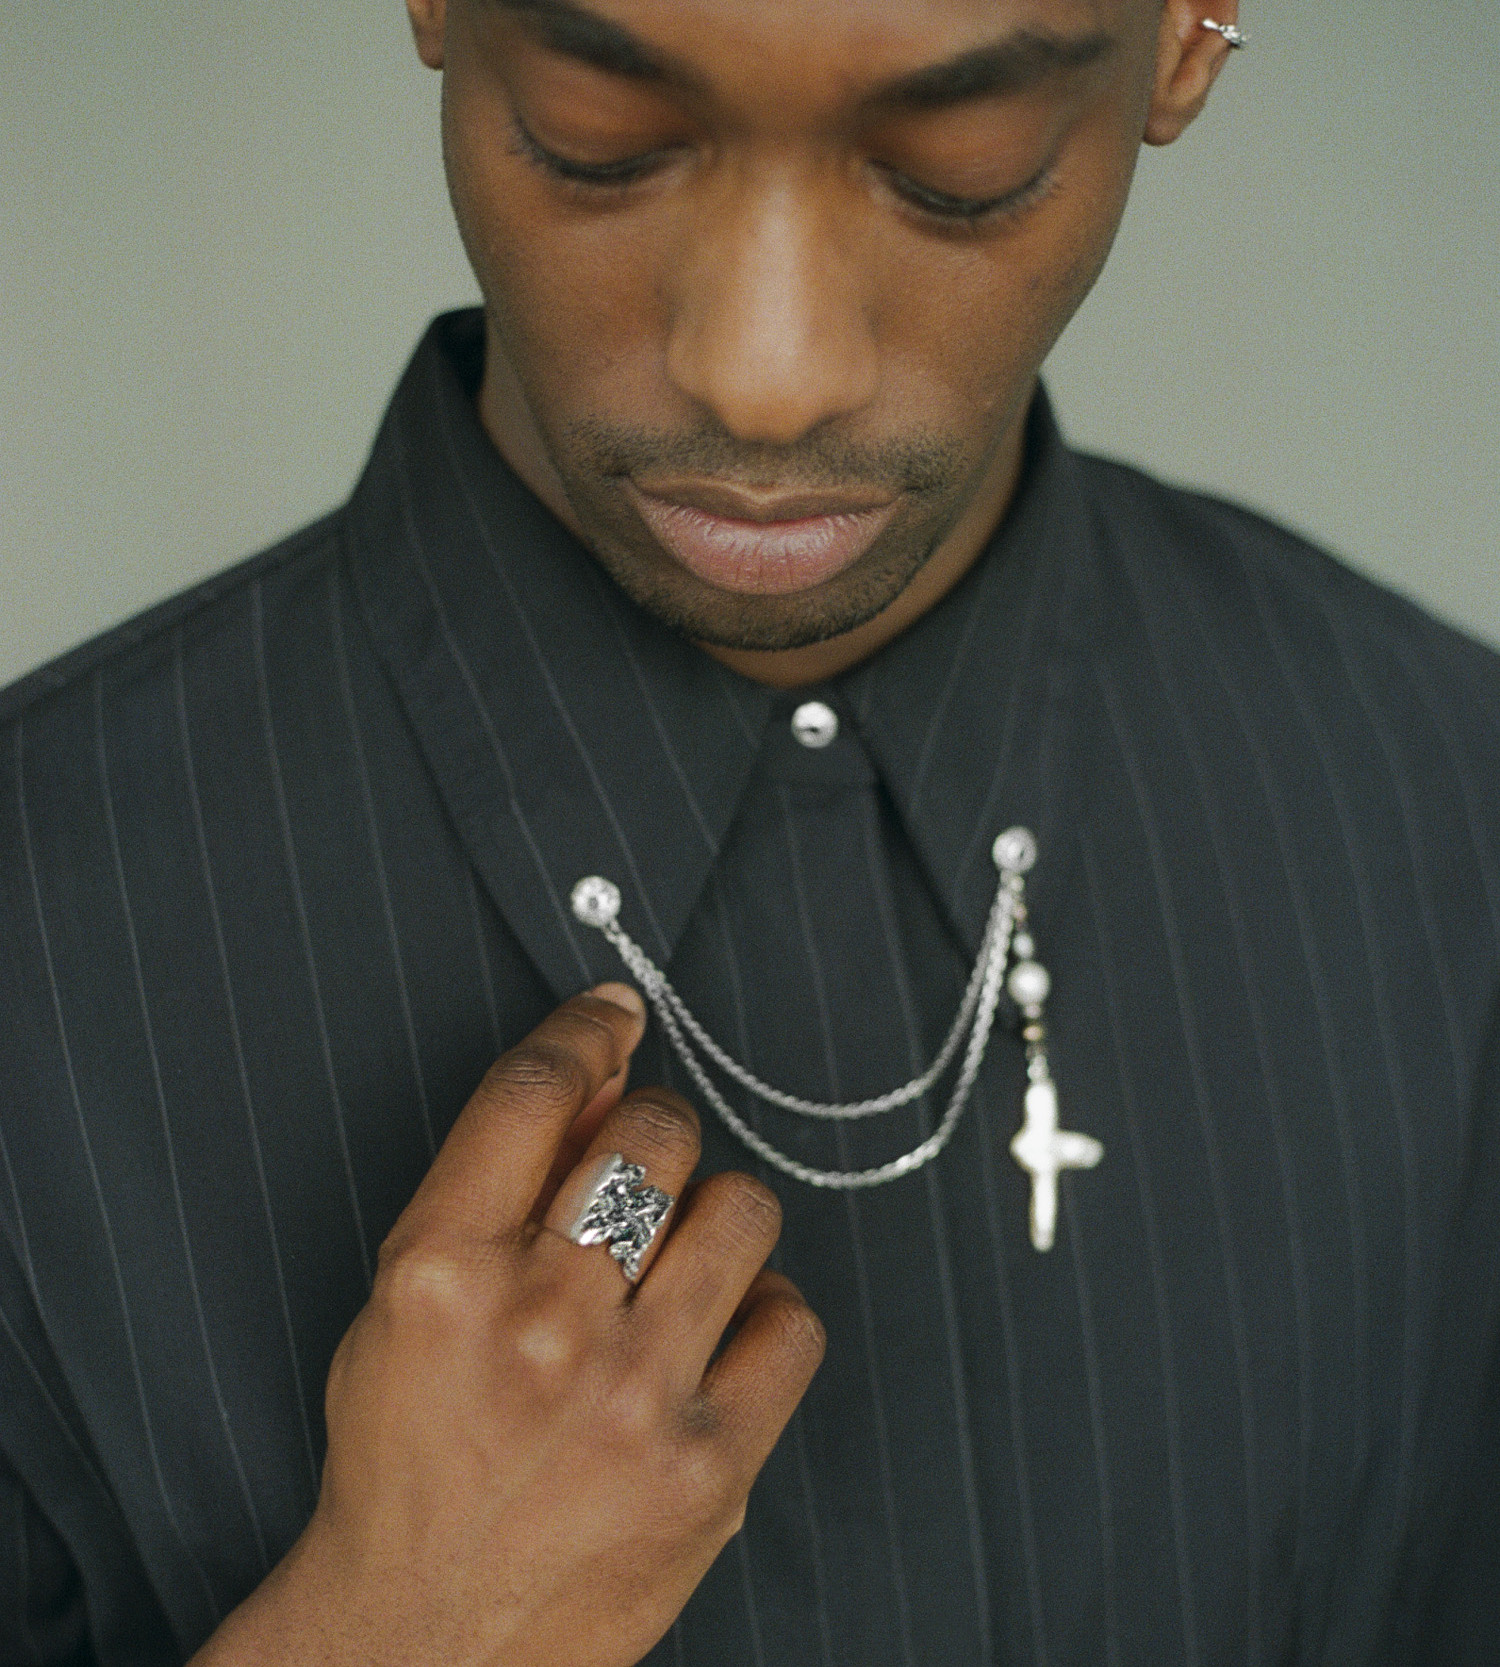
[1007,960,1052,1008]
[993,827,1039,876]
[571,876,622,929]
[791,701,840,750]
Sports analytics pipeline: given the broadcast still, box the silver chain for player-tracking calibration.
[570,827,1042,1191]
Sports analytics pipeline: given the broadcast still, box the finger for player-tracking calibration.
[389,984,647,1249]
[630,1171,783,1383]
[697,1270,826,1478]
[529,1062,630,1224]
[536,1086,702,1294]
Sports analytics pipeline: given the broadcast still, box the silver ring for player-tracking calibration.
[565,1154,675,1282]
[1202,19,1248,48]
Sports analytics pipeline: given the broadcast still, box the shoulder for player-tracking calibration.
[1070,450,1500,1100]
[0,509,353,1024]
[0,509,347,733]
[1074,448,1500,730]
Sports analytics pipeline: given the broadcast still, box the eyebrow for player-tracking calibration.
[487,0,677,83]
[488,0,1114,108]
[870,29,1116,111]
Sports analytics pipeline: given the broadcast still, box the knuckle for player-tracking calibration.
[766,1295,828,1367]
[706,1172,783,1250]
[552,1003,630,1069]
[563,996,635,1042]
[612,1091,701,1167]
[506,1297,590,1389]
[486,1039,595,1118]
[602,1372,667,1447]
[372,1242,475,1329]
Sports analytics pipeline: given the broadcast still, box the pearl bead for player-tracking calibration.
[992,827,1038,875]
[1007,960,1052,1008]
[571,876,622,928]
[1012,933,1035,960]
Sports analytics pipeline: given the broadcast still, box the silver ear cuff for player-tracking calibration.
[1202,19,1248,48]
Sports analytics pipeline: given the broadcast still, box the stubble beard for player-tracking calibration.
[583,520,946,651]
[548,417,973,652]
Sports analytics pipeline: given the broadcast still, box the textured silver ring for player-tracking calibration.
[565,1154,675,1282]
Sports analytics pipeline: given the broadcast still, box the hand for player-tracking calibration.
[191,984,825,1667]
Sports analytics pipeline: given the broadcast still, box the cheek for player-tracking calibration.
[443,82,675,419]
[876,140,1138,427]
[496,238,667,424]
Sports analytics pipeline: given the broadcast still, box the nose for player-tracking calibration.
[665,161,880,448]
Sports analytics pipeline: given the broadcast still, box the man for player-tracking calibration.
[1,0,1495,1662]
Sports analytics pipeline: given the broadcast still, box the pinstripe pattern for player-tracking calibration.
[328,572,437,1162]
[16,718,223,1629]
[96,674,274,1575]
[704,876,836,1667]
[1079,830,1198,1662]
[1096,659,1266,1663]
[1167,555,1374,1439]
[1242,561,1428,1500]
[860,801,995,1661]
[249,597,375,1288]
[0,311,1496,1665]
[0,1114,38,1306]
[777,786,917,1667]
[1059,1185,1122,1667]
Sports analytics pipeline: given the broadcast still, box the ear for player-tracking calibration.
[1144,0,1243,147]
[405,0,449,71]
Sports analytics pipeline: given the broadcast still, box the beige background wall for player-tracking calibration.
[3,1,1496,690]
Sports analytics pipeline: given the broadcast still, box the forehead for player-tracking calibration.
[568,0,1120,32]
[495,0,1133,89]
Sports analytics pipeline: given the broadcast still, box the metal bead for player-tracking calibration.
[791,701,840,749]
[571,876,622,929]
[1023,1023,1047,1043]
[1007,960,1052,1008]
[993,827,1039,876]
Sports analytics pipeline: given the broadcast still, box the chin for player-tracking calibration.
[585,535,935,654]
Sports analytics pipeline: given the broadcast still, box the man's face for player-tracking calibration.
[420,0,1195,654]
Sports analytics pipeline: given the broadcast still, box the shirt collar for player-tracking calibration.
[346,310,1098,998]
[840,391,1100,952]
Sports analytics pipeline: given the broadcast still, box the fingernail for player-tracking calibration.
[590,982,645,1020]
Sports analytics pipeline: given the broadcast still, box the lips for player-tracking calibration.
[626,483,900,597]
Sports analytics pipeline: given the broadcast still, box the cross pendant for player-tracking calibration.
[1009,1079,1103,1252]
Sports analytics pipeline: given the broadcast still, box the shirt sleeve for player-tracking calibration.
[1415,1339,1500,1663]
[0,1446,92,1667]
[0,1230,177,1667]
[1410,993,1500,1663]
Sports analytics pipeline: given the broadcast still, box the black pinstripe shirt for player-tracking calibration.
[2,311,1497,1666]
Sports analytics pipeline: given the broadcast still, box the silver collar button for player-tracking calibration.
[791,701,840,749]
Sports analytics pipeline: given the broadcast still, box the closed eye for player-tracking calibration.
[875,161,1058,226]
[511,115,1058,229]
[511,117,675,188]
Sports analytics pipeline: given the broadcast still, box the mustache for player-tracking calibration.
[561,417,967,497]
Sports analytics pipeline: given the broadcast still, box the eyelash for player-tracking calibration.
[876,162,1058,227]
[511,119,677,189]
[510,118,1056,229]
